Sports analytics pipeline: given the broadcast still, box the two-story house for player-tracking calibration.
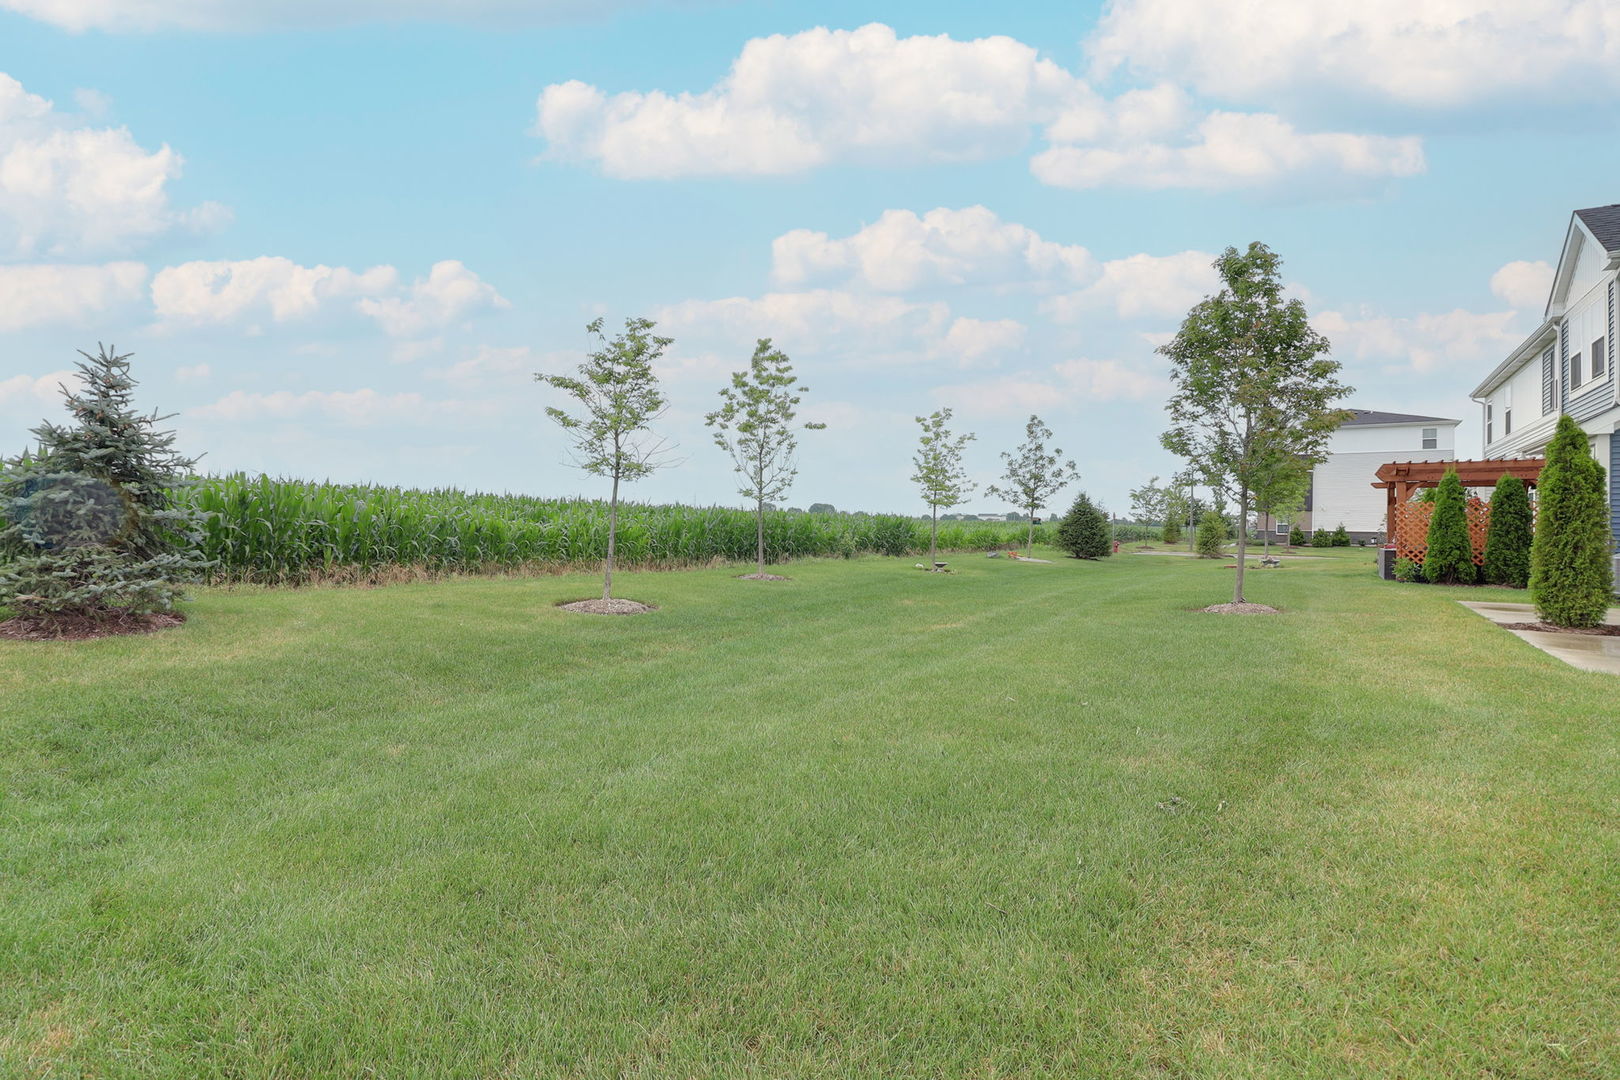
[1255,409,1460,542]
[1471,204,1619,548]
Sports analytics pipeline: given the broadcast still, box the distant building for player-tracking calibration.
[1255,410,1459,542]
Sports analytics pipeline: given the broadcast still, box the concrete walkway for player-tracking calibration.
[1458,601,1620,675]
[1129,550,1334,560]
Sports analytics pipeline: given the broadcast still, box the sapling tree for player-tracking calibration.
[1128,476,1170,526]
[1249,451,1310,559]
[910,408,975,570]
[0,345,210,625]
[705,339,825,579]
[536,316,673,601]
[986,414,1079,554]
[1160,242,1351,604]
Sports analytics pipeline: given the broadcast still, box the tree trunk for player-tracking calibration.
[756,497,766,577]
[1025,510,1035,555]
[929,506,939,569]
[603,473,620,600]
[1187,486,1196,553]
[1233,485,1249,604]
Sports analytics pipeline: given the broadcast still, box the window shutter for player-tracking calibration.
[1559,322,1569,407]
[1541,345,1555,414]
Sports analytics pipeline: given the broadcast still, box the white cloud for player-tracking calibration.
[935,317,1025,369]
[655,288,952,357]
[933,376,1067,418]
[150,256,504,337]
[427,344,543,388]
[1490,259,1555,311]
[357,260,509,337]
[1052,357,1169,401]
[0,261,146,331]
[0,72,225,258]
[0,368,75,410]
[1032,111,1424,191]
[1314,307,1522,374]
[536,24,1081,179]
[1043,250,1218,321]
[175,362,211,381]
[188,387,502,426]
[0,0,665,31]
[1087,0,1620,110]
[933,355,1166,418]
[771,205,1094,291]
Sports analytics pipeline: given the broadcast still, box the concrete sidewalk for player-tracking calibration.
[1458,601,1620,675]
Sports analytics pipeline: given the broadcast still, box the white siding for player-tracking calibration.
[1312,421,1458,534]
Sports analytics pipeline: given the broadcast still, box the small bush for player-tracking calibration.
[1195,510,1227,558]
[1161,517,1182,545]
[1423,469,1477,584]
[1310,531,1332,548]
[1330,523,1351,547]
[1393,557,1423,583]
[1288,525,1305,547]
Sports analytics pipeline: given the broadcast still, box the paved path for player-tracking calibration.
[1458,600,1620,675]
[1129,550,1334,560]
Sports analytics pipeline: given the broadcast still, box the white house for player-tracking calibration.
[1256,410,1459,542]
[1470,203,1619,550]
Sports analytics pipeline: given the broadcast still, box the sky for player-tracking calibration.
[1,0,1617,517]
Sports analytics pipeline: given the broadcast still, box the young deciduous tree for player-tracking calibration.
[0,345,210,627]
[1160,242,1351,603]
[1128,476,1170,525]
[1482,473,1533,588]
[910,408,975,570]
[706,339,825,579]
[986,414,1079,555]
[1530,415,1614,625]
[1057,492,1110,559]
[536,316,673,601]
[1423,469,1476,584]
[1249,453,1310,558]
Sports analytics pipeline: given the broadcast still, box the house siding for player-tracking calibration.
[1612,428,1620,553]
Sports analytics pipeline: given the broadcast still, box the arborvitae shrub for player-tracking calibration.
[1530,415,1614,626]
[1288,524,1305,547]
[1057,492,1111,559]
[0,346,209,621]
[1160,517,1182,545]
[1423,469,1477,584]
[1330,523,1350,546]
[1482,473,1533,588]
[1195,510,1227,558]
[1310,530,1332,548]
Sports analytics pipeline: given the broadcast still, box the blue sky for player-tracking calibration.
[1,0,1617,516]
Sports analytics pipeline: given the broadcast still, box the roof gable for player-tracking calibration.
[1340,409,1458,427]
[1548,206,1620,316]
[1575,204,1620,255]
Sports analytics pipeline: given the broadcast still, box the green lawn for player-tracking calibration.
[3,550,1615,1077]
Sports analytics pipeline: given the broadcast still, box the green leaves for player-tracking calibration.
[1530,415,1614,626]
[705,338,822,509]
[535,316,673,485]
[985,414,1079,518]
[911,408,975,512]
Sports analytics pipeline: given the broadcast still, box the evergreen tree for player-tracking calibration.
[1482,473,1533,588]
[1160,516,1182,545]
[1195,509,1228,558]
[1530,415,1614,626]
[1330,522,1350,547]
[1057,492,1110,559]
[0,346,209,622]
[1423,469,1476,584]
[1288,524,1305,547]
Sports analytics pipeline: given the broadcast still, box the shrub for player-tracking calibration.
[1393,557,1423,583]
[1195,510,1227,558]
[1482,473,1532,588]
[1422,469,1477,584]
[1310,531,1332,548]
[1288,525,1305,547]
[1056,492,1111,559]
[1530,415,1614,626]
[1330,523,1351,546]
[1161,517,1182,545]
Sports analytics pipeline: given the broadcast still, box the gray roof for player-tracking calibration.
[1340,409,1459,427]
[1575,204,1620,254]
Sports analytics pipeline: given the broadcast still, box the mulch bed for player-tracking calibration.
[737,573,791,581]
[1500,621,1620,637]
[1198,602,1281,616]
[557,598,655,615]
[0,610,186,641]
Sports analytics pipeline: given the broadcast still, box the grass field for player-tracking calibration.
[3,548,1616,1077]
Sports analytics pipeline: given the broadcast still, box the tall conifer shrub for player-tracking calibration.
[1530,416,1614,625]
[1057,492,1110,559]
[1482,473,1533,588]
[1423,469,1476,584]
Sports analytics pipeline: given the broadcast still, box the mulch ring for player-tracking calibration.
[736,573,791,581]
[1198,602,1281,616]
[1500,621,1620,637]
[0,610,186,641]
[557,598,655,616]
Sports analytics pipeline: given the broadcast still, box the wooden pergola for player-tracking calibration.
[1372,458,1545,539]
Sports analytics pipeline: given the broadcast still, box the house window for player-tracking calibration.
[1275,519,1287,535]
[1594,337,1606,378]
[1422,426,1437,451]
[1571,351,1583,389]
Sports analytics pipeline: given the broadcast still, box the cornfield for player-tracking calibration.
[167,474,1056,585]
